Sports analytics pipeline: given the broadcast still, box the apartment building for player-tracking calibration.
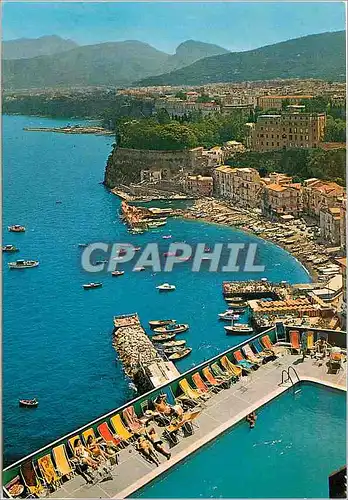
[257,95,313,110]
[252,112,326,151]
[302,179,345,218]
[213,166,263,208]
[340,196,346,251]
[154,99,220,117]
[262,183,303,217]
[319,207,342,246]
[184,175,213,197]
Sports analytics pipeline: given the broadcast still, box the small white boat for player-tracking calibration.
[162,235,172,239]
[218,311,240,321]
[111,270,124,277]
[156,283,176,291]
[2,244,19,253]
[78,243,88,248]
[134,266,146,272]
[83,282,102,289]
[225,324,253,335]
[8,225,26,232]
[8,259,39,269]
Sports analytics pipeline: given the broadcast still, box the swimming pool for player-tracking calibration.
[133,383,346,498]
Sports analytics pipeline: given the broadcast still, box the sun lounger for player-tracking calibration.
[97,422,123,447]
[20,460,46,496]
[211,362,233,381]
[242,344,263,365]
[307,331,314,352]
[52,444,74,479]
[289,330,300,354]
[179,378,209,403]
[37,454,61,490]
[122,406,146,433]
[220,355,242,378]
[192,372,216,395]
[261,335,285,356]
[163,410,201,444]
[110,414,134,442]
[233,350,254,372]
[82,428,99,446]
[252,339,275,359]
[202,366,229,389]
[329,351,342,371]
[67,435,81,455]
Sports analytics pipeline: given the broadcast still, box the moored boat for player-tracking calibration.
[162,339,186,348]
[224,324,253,335]
[218,311,240,321]
[153,323,189,334]
[2,244,19,253]
[156,283,176,291]
[78,243,88,248]
[134,266,146,272]
[168,347,192,361]
[111,270,125,277]
[8,259,39,269]
[83,282,102,289]
[19,398,38,408]
[149,319,176,329]
[8,225,26,232]
[95,260,108,265]
[151,332,176,342]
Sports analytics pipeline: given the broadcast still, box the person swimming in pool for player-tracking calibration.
[246,411,257,429]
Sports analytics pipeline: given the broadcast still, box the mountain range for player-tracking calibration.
[138,31,346,86]
[2,31,345,90]
[1,37,228,89]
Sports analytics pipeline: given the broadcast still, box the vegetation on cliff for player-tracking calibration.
[225,148,346,186]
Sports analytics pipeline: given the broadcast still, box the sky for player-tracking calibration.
[2,1,346,54]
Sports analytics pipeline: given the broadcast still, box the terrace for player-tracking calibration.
[3,326,346,499]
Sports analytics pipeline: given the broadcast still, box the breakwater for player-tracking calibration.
[112,313,179,393]
[23,125,113,135]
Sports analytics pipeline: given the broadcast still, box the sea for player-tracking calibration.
[2,115,311,465]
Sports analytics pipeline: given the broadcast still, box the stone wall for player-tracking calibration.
[104,146,208,188]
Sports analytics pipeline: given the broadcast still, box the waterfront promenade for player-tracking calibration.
[21,344,347,499]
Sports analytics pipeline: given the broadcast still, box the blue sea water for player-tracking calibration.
[134,383,346,498]
[2,115,310,465]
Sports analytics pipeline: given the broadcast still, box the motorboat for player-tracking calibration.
[156,283,176,291]
[151,333,176,342]
[218,311,240,321]
[8,225,26,232]
[2,244,19,253]
[111,270,124,277]
[149,319,176,329]
[19,398,38,408]
[153,323,189,334]
[224,324,253,335]
[8,260,39,269]
[95,260,108,265]
[162,235,172,239]
[134,266,146,272]
[78,243,88,248]
[162,339,186,348]
[129,228,146,235]
[168,347,192,361]
[83,282,103,289]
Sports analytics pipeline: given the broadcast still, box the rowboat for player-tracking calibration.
[83,282,102,289]
[156,283,176,291]
[162,339,186,348]
[8,260,39,269]
[168,347,192,361]
[151,333,176,342]
[153,324,189,334]
[8,225,26,232]
[149,319,176,329]
[224,324,253,335]
[19,398,38,408]
[2,244,19,252]
[111,270,124,277]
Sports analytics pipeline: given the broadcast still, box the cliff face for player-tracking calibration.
[104,145,207,188]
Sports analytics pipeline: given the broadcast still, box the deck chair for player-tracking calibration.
[329,351,343,372]
[220,355,242,378]
[67,435,81,455]
[37,454,61,490]
[261,335,285,356]
[52,444,74,479]
[211,362,233,381]
[202,366,229,390]
[122,406,146,433]
[163,410,201,444]
[97,421,123,448]
[289,330,300,354]
[20,460,46,497]
[82,428,98,446]
[306,331,315,353]
[253,339,275,359]
[242,344,263,365]
[192,372,217,395]
[233,350,255,371]
[110,414,134,442]
[178,378,209,403]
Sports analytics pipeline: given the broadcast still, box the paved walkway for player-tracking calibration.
[51,352,346,499]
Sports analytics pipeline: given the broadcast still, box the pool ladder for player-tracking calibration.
[280,366,301,392]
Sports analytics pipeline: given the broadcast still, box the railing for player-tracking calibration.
[280,366,300,387]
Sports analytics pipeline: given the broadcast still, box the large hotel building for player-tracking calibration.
[252,112,326,151]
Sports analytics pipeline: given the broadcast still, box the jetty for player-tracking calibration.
[23,125,114,135]
[222,280,290,300]
[120,201,168,231]
[112,313,180,393]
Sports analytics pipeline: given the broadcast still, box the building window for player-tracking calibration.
[266,142,269,146]
[289,135,293,140]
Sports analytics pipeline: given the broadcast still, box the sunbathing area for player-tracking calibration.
[3,327,346,499]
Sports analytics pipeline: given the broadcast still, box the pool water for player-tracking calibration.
[133,383,346,498]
